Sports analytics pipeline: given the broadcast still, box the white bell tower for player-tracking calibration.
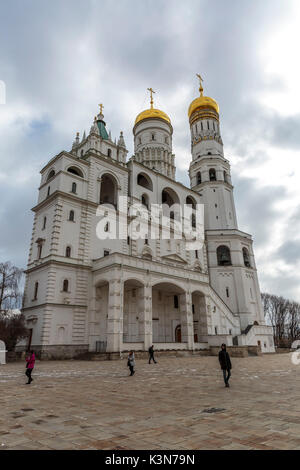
[188,75,265,331]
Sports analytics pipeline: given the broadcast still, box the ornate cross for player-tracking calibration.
[98,103,104,114]
[147,88,155,108]
[196,73,204,95]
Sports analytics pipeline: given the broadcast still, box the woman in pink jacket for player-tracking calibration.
[25,350,35,384]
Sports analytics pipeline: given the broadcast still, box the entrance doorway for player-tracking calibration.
[175,325,181,342]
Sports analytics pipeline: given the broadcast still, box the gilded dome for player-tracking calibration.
[188,95,219,118]
[135,108,171,126]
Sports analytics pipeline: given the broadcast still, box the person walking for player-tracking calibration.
[25,350,35,384]
[127,351,135,376]
[218,343,232,387]
[148,345,157,364]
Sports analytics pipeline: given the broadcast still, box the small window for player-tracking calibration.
[63,279,69,292]
[226,287,229,298]
[42,217,46,230]
[66,246,71,258]
[151,133,155,141]
[104,222,109,232]
[201,122,203,131]
[174,295,179,309]
[37,244,42,259]
[229,329,232,335]
[215,326,218,335]
[192,304,195,314]
[71,182,77,193]
[215,204,217,208]
[33,282,38,300]
[69,210,75,221]
[107,149,111,157]
[145,238,148,245]
[191,213,196,228]
[207,121,210,130]
[195,250,198,259]
[47,186,50,197]
[213,122,215,131]
[104,250,110,257]
[127,236,130,245]
[197,172,201,185]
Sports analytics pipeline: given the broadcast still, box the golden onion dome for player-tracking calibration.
[188,74,219,118]
[135,108,171,126]
[134,87,171,126]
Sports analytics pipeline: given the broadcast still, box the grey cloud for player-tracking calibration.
[277,240,300,265]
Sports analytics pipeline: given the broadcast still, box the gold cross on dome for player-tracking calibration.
[98,103,104,114]
[147,88,155,109]
[196,73,204,96]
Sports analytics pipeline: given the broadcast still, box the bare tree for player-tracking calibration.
[262,292,300,347]
[0,261,23,314]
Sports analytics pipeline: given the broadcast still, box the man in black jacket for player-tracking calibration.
[218,343,232,387]
[148,345,157,364]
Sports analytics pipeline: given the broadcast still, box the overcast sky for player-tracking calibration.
[0,0,299,301]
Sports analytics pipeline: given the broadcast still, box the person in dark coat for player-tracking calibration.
[25,350,35,384]
[148,345,157,364]
[127,351,135,376]
[218,343,232,387]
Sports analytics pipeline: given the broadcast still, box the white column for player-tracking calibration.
[179,291,194,350]
[106,276,123,352]
[138,283,152,350]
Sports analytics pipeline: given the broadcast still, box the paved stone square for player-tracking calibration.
[1,353,300,450]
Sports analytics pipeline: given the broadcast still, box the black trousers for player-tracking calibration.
[149,353,156,364]
[25,368,33,382]
[129,365,135,376]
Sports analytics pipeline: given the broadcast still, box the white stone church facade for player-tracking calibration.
[21,82,275,358]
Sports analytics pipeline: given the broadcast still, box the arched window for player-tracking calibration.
[47,169,55,181]
[243,247,251,267]
[100,173,118,209]
[162,187,180,221]
[67,166,84,178]
[197,172,202,185]
[65,246,71,258]
[217,245,232,266]
[33,282,38,300]
[186,195,196,209]
[209,168,216,181]
[71,182,77,193]
[42,217,46,230]
[137,173,153,191]
[69,210,74,221]
[104,222,109,232]
[63,279,69,292]
[107,149,111,158]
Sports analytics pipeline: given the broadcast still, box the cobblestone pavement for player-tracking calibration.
[1,353,300,450]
